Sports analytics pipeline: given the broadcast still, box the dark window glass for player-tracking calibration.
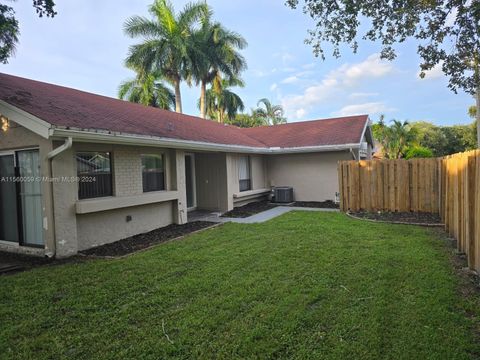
[76,152,112,199]
[142,154,165,192]
[238,156,251,192]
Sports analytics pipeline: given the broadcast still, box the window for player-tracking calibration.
[76,152,112,199]
[238,156,251,192]
[142,154,165,192]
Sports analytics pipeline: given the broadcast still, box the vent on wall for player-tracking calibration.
[273,186,294,203]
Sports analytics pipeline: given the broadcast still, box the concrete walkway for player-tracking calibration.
[188,206,339,224]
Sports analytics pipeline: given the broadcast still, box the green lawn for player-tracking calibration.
[1,212,480,359]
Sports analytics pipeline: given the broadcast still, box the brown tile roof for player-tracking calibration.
[0,72,369,149]
[242,116,369,147]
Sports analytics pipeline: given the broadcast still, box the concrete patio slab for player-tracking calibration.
[188,206,339,224]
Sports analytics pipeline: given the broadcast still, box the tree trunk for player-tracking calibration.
[218,109,224,123]
[476,87,480,148]
[200,80,206,118]
[174,77,182,113]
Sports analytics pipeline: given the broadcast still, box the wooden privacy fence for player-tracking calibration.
[441,150,480,271]
[338,158,441,213]
[338,150,480,272]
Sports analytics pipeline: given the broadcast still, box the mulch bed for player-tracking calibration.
[81,221,216,257]
[0,251,83,275]
[349,211,443,225]
[221,200,277,218]
[221,200,340,218]
[292,201,339,209]
[1,222,216,273]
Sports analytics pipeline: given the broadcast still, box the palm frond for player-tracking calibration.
[123,16,163,38]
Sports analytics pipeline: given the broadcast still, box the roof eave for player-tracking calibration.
[0,99,51,139]
[359,116,374,145]
[51,128,360,154]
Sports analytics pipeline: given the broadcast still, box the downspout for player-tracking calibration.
[45,137,73,257]
[47,137,72,159]
[349,148,357,160]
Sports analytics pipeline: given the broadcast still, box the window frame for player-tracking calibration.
[76,151,113,200]
[141,153,166,193]
[238,155,251,192]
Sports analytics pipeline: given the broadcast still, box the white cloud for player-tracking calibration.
[281,76,300,84]
[281,53,394,119]
[273,50,296,67]
[280,67,297,73]
[302,63,316,70]
[419,62,444,80]
[270,83,278,91]
[333,102,395,117]
[296,108,306,118]
[349,92,379,99]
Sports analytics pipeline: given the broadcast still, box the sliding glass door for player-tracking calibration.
[0,154,19,242]
[17,150,43,246]
[0,149,43,246]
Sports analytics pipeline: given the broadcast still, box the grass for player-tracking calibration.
[1,212,480,359]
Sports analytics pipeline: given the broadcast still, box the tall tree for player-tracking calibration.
[204,78,245,123]
[254,98,287,125]
[225,112,267,128]
[286,0,480,147]
[190,17,247,118]
[411,120,477,156]
[123,0,208,113]
[374,119,418,159]
[0,0,56,63]
[118,69,175,110]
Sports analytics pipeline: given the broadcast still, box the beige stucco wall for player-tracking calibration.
[51,145,79,257]
[192,152,268,212]
[0,122,55,256]
[226,154,267,193]
[70,143,185,255]
[0,131,187,257]
[226,153,268,208]
[76,202,173,251]
[266,151,353,202]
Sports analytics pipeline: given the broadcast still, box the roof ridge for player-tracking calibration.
[241,114,369,132]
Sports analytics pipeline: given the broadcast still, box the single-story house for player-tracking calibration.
[0,73,373,257]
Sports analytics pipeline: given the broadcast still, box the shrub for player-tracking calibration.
[405,146,434,159]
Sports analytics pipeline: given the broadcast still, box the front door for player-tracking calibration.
[185,154,196,210]
[0,149,43,246]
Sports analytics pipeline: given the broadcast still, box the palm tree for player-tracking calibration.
[376,119,418,159]
[468,105,476,118]
[204,78,245,123]
[254,98,287,125]
[225,111,267,128]
[118,69,175,109]
[123,0,208,113]
[189,18,247,118]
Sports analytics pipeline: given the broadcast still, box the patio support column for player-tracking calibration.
[51,145,78,258]
[170,149,187,224]
[225,153,235,211]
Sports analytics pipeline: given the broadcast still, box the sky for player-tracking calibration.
[1,0,474,126]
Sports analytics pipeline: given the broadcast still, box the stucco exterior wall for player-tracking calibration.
[226,154,267,193]
[51,145,79,257]
[48,142,186,257]
[226,153,268,208]
[76,202,173,251]
[0,122,55,256]
[266,151,353,202]
[195,152,229,211]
